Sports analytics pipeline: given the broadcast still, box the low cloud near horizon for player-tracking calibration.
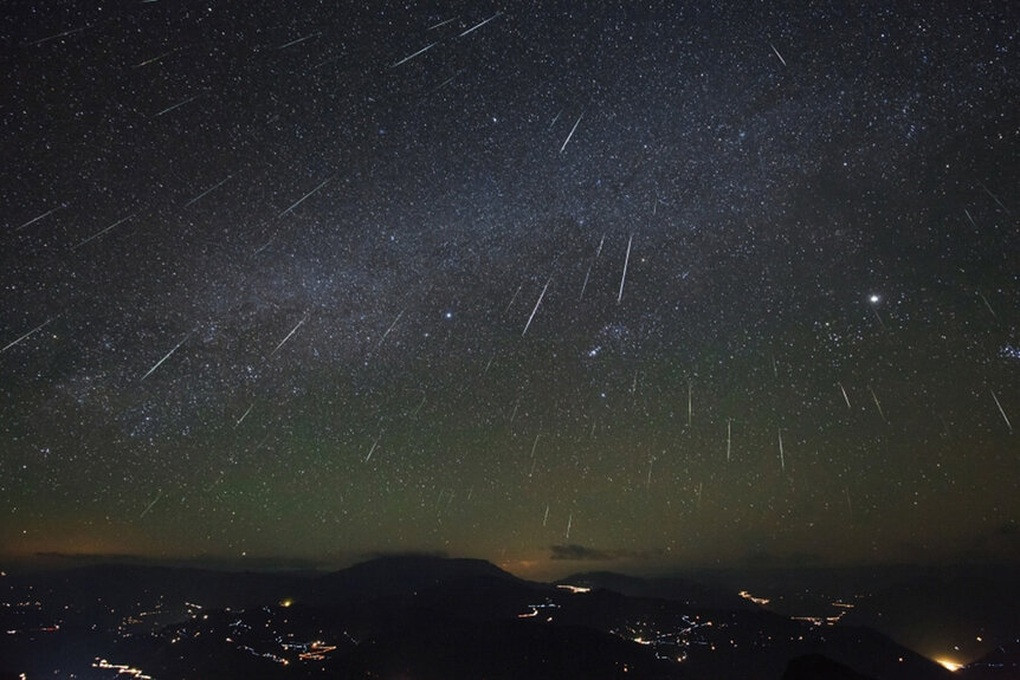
[549,544,662,561]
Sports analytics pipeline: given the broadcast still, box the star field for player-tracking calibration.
[1,1,1017,576]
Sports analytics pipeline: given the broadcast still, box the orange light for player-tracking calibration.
[935,658,963,672]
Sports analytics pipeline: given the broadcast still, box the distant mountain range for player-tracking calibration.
[1,555,1012,679]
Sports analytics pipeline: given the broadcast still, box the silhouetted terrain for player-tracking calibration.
[674,563,1020,668]
[1,556,1001,678]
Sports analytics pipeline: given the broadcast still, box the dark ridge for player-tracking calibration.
[0,556,964,679]
[783,653,875,680]
[557,570,755,610]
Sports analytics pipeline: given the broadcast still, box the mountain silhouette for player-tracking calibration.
[1,556,961,679]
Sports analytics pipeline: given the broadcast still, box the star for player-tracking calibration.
[0,0,1016,579]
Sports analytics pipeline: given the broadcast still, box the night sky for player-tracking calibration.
[1,1,1017,578]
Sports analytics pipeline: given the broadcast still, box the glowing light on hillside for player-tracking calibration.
[738,590,770,606]
[935,658,963,672]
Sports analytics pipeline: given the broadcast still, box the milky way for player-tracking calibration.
[1,1,1017,575]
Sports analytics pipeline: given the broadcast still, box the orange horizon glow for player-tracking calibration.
[935,657,963,672]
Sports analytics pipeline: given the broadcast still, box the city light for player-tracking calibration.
[935,657,963,672]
